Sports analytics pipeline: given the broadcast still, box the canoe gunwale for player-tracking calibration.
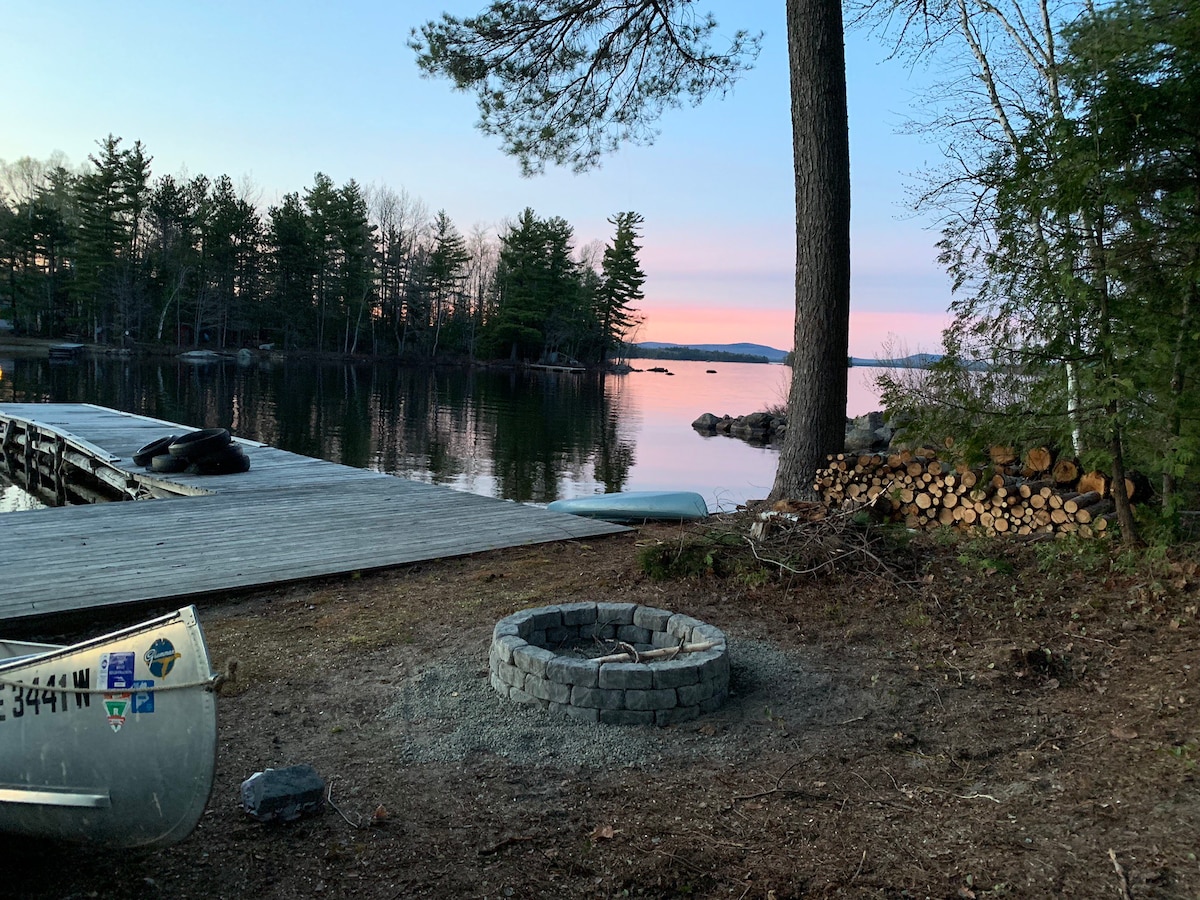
[0,784,111,808]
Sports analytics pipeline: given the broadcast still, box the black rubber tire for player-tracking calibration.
[168,428,231,460]
[132,435,179,468]
[150,453,190,473]
[186,444,250,475]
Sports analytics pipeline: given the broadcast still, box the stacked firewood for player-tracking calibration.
[813,445,1137,538]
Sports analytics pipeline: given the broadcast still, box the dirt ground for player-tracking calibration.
[4,518,1199,899]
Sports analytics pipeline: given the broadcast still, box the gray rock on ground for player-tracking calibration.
[240,764,326,822]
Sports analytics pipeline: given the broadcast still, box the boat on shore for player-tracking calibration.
[0,606,218,847]
[547,490,709,523]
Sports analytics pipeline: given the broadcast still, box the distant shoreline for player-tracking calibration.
[848,354,941,369]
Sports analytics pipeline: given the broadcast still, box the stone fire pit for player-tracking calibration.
[489,602,729,725]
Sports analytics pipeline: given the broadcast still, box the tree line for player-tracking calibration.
[0,136,645,365]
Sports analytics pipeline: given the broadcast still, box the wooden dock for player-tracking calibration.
[0,403,628,623]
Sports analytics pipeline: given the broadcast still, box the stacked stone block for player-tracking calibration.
[489,602,729,725]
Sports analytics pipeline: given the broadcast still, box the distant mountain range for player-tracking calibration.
[634,342,789,362]
[631,344,962,370]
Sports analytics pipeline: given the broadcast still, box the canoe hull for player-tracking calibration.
[0,606,217,847]
[547,490,709,523]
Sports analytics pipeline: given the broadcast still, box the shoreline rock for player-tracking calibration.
[692,410,894,452]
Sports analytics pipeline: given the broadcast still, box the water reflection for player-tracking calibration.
[1,473,45,513]
[0,355,883,511]
[0,356,643,506]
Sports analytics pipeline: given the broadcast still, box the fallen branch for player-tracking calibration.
[1108,848,1134,900]
[851,848,867,881]
[327,780,363,829]
[593,640,717,664]
[730,758,815,803]
[478,835,534,856]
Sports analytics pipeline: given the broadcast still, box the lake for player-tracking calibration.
[0,354,886,513]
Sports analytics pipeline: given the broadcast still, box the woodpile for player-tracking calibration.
[812,446,1139,538]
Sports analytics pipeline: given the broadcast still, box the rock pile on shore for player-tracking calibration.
[691,409,895,452]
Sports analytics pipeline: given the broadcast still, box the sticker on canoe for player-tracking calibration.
[131,680,155,714]
[99,652,136,691]
[104,694,130,732]
[144,638,181,679]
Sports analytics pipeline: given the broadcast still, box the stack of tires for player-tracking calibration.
[131,428,251,476]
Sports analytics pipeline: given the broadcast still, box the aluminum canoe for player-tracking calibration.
[0,605,218,847]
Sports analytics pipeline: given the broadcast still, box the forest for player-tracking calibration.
[0,138,645,366]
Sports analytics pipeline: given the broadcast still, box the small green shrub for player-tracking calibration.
[638,540,723,580]
[1164,743,1197,771]
[1034,534,1107,574]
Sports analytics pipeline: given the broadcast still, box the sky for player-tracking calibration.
[0,1,953,357]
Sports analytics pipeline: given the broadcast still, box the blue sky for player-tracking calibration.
[0,1,952,356]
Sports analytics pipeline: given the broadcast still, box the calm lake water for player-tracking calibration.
[0,354,885,513]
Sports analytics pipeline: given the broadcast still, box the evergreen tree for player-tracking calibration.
[0,169,71,335]
[482,209,593,363]
[0,197,21,327]
[539,215,584,361]
[596,211,646,363]
[72,135,132,339]
[203,174,264,348]
[422,209,470,357]
[266,192,316,349]
[1062,0,1200,515]
[304,173,340,352]
[333,179,376,354]
[484,208,554,361]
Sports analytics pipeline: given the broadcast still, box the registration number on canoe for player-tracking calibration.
[0,671,92,721]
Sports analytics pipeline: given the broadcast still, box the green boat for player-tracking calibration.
[547,490,709,523]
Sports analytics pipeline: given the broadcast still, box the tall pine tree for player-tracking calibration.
[597,211,645,363]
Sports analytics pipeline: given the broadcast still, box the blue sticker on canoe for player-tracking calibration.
[101,652,136,690]
[144,638,181,679]
[132,679,155,714]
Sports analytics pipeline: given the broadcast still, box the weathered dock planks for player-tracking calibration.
[0,403,628,622]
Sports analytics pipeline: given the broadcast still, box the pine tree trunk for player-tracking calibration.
[771,0,852,500]
[1110,430,1138,542]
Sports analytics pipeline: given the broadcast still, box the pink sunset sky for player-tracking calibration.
[1,2,956,359]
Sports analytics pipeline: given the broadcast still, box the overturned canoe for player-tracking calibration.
[0,606,218,847]
[547,490,709,523]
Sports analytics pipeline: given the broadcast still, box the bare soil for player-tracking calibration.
[4,521,1199,899]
